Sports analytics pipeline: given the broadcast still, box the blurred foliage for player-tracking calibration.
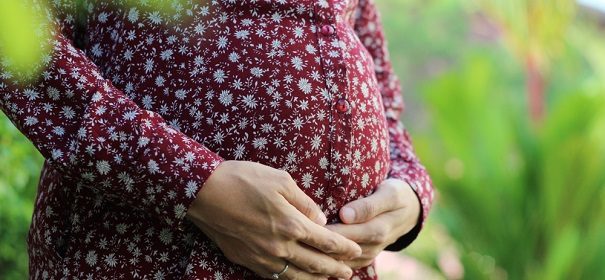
[379,0,605,279]
[2,0,605,279]
[417,55,605,279]
[0,113,43,279]
[0,0,51,82]
[473,0,576,70]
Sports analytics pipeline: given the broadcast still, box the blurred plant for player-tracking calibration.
[0,0,51,83]
[0,113,43,280]
[470,0,577,122]
[415,45,605,279]
[379,0,605,278]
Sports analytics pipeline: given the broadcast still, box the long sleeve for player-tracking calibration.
[0,2,224,229]
[353,0,435,251]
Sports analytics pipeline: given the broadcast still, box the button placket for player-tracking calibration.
[313,1,354,216]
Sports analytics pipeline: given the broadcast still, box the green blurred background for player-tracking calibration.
[2,0,605,279]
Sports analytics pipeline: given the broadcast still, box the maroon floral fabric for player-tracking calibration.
[0,0,434,279]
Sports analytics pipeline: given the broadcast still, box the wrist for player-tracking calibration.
[185,160,233,223]
[390,178,421,234]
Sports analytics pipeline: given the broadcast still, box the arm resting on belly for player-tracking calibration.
[0,2,224,230]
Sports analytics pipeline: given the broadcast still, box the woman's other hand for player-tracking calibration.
[326,178,421,269]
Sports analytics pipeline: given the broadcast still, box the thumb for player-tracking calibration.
[281,182,327,226]
[340,182,395,224]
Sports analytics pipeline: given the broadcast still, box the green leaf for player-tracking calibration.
[0,0,52,80]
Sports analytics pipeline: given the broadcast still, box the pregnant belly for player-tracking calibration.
[90,18,391,218]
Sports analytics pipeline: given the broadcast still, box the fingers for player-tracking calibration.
[344,257,376,270]
[265,261,329,280]
[279,171,327,225]
[282,264,328,280]
[325,217,392,245]
[275,205,362,260]
[285,242,353,279]
[296,216,362,259]
[340,180,403,224]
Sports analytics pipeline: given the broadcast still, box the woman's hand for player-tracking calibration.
[326,178,421,269]
[186,160,362,279]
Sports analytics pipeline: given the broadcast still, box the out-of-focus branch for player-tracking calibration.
[471,0,577,123]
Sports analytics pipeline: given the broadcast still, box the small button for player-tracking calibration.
[335,98,349,113]
[321,24,335,36]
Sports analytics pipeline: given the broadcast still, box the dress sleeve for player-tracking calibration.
[353,0,435,251]
[0,2,224,230]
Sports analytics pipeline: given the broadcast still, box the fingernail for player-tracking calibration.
[318,212,328,225]
[352,245,362,258]
[341,207,355,223]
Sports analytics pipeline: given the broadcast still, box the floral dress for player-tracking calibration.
[0,0,434,279]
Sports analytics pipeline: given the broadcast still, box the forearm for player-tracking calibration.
[1,31,224,227]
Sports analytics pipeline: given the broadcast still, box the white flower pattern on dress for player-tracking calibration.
[0,0,434,279]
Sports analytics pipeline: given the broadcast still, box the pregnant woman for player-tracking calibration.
[0,0,434,279]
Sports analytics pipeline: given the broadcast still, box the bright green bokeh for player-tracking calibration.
[0,0,52,81]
